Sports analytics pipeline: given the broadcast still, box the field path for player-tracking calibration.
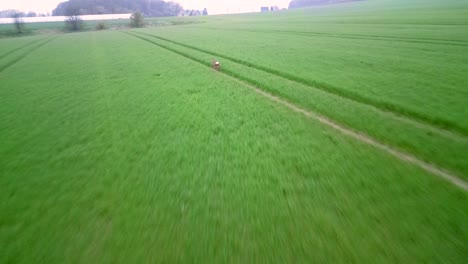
[0,37,47,61]
[0,36,57,73]
[133,31,468,137]
[235,77,468,192]
[125,31,468,191]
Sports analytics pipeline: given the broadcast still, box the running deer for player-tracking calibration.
[212,58,220,71]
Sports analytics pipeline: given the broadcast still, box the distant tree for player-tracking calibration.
[12,12,25,34]
[202,8,208,16]
[95,21,106,30]
[95,6,106,14]
[0,10,15,18]
[65,6,83,31]
[53,0,183,17]
[165,1,183,16]
[130,12,145,27]
[13,11,25,18]
[26,11,37,17]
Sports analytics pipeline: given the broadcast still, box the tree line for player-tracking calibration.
[52,0,183,17]
[0,9,48,18]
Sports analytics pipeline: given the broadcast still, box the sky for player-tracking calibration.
[0,0,291,15]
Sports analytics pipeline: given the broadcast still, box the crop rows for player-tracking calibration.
[201,27,468,47]
[0,36,56,73]
[1,31,467,263]
[0,37,48,60]
[126,30,468,182]
[132,31,468,136]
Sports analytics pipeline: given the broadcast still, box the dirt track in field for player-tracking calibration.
[126,30,468,192]
[134,31,468,137]
[226,74,468,192]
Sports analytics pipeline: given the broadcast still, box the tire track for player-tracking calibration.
[133,31,468,137]
[202,27,468,47]
[0,37,57,74]
[0,37,48,61]
[125,31,468,192]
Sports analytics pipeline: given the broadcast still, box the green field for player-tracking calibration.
[0,17,200,38]
[1,0,467,263]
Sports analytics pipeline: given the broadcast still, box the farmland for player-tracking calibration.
[1,0,467,263]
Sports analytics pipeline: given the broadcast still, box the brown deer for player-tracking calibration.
[211,58,220,71]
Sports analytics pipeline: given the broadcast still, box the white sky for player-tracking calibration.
[0,0,291,15]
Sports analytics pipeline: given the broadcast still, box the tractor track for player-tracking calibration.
[132,31,468,137]
[0,37,57,73]
[125,31,468,192]
[247,81,468,192]
[0,37,48,61]
[202,27,468,47]
[267,21,468,26]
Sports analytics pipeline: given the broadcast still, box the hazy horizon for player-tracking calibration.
[0,0,291,15]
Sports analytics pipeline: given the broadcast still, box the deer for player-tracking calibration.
[211,58,220,71]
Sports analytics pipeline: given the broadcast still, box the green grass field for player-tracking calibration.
[0,17,201,38]
[1,0,467,263]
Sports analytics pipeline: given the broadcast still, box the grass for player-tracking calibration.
[1,0,467,263]
[0,19,131,37]
[127,30,468,178]
[116,0,468,177]
[0,17,202,38]
[141,20,468,135]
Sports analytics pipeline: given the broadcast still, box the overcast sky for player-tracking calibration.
[0,0,291,15]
